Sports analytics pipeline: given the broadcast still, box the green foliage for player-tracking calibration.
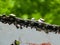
[0,0,60,25]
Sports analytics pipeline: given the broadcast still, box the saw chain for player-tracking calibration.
[0,14,60,34]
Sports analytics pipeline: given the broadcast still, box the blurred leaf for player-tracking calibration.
[44,13,54,23]
[32,12,42,20]
[21,14,28,19]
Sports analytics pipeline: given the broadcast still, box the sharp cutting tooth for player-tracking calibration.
[40,18,44,21]
[31,18,35,21]
[38,18,45,23]
[15,24,20,29]
[9,14,16,17]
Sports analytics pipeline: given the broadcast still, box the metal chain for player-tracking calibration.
[0,14,60,34]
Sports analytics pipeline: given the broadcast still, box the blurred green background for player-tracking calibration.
[0,0,60,25]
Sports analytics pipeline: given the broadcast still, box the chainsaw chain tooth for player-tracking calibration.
[15,24,19,29]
